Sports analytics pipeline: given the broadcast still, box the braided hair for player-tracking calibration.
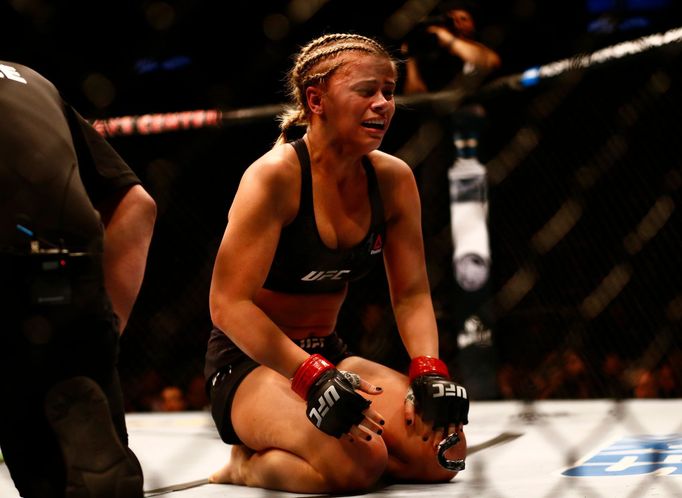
[276,33,396,145]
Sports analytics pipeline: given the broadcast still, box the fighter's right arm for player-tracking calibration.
[208,145,308,379]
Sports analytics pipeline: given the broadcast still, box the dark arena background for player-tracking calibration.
[2,0,681,496]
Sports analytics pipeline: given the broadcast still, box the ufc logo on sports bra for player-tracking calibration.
[298,337,325,349]
[433,383,467,399]
[301,270,351,282]
[308,385,340,428]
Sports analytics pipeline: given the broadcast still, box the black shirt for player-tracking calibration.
[0,61,140,254]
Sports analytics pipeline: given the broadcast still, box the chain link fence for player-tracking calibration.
[116,41,681,409]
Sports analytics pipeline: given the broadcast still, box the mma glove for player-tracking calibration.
[408,356,469,430]
[291,354,370,438]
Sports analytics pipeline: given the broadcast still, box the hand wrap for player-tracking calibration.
[292,354,370,438]
[408,356,469,429]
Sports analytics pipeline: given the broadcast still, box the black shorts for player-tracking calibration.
[207,331,353,445]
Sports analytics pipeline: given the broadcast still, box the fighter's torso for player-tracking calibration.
[261,138,386,295]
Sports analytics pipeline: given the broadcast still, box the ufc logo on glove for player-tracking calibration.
[433,383,468,398]
[308,385,341,427]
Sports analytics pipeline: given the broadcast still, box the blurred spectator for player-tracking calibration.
[497,363,523,399]
[538,349,595,399]
[185,374,210,411]
[125,368,165,412]
[159,385,187,412]
[630,367,658,399]
[656,362,678,398]
[401,0,501,95]
[598,351,629,398]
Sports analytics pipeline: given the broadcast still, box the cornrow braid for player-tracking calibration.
[276,32,395,144]
[298,43,375,87]
[292,33,385,77]
[293,33,353,71]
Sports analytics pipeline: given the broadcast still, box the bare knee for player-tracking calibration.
[321,439,389,492]
[387,431,467,482]
[388,452,459,483]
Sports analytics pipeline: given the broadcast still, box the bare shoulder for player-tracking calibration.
[231,142,301,223]
[367,149,416,190]
[366,150,419,220]
[243,142,300,188]
[367,149,411,173]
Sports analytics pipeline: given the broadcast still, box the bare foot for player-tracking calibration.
[209,445,254,484]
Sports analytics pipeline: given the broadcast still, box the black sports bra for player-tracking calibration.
[262,138,386,294]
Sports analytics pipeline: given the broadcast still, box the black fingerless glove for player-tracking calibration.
[409,356,469,430]
[292,354,370,438]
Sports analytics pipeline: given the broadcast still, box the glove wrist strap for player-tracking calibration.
[291,354,334,399]
[408,356,450,382]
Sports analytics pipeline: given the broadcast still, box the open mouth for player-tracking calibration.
[362,119,385,131]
